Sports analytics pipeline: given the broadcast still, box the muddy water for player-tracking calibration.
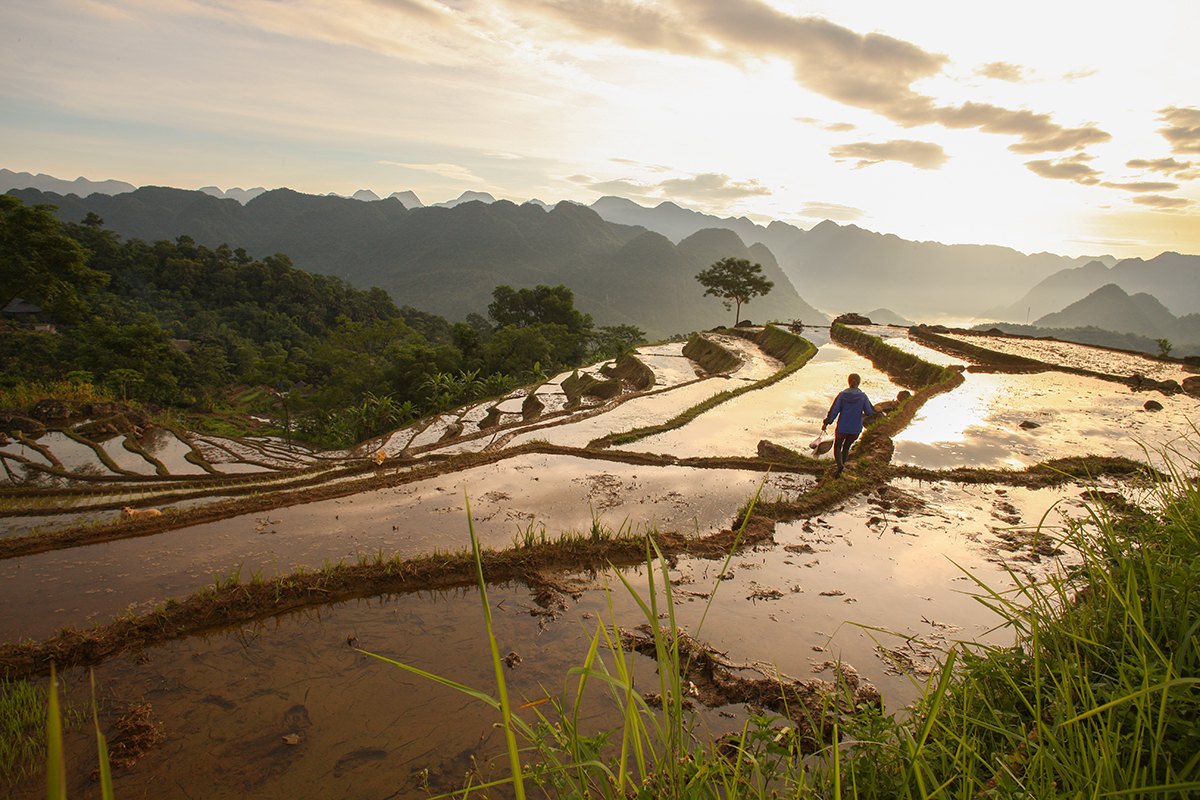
[663,477,1107,701]
[941,332,1191,382]
[8,584,667,800]
[0,456,812,641]
[5,475,1103,800]
[504,379,736,449]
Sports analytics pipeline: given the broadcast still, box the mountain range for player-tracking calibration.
[1033,284,1200,344]
[5,184,821,339]
[586,195,1119,320]
[5,170,1199,339]
[985,253,1200,322]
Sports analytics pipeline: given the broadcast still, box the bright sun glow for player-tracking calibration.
[1,0,1198,258]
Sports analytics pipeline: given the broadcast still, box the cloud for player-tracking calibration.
[380,161,485,182]
[1024,153,1102,185]
[796,117,856,132]
[609,157,673,173]
[796,202,865,221]
[976,61,1027,82]
[574,177,657,198]
[1100,181,1180,193]
[1132,194,1194,209]
[533,0,712,56]
[926,102,1109,153]
[829,140,949,170]
[571,171,770,202]
[530,0,1109,153]
[656,172,771,199]
[1157,106,1200,154]
[1126,157,1199,180]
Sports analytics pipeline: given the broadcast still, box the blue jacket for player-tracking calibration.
[824,387,874,435]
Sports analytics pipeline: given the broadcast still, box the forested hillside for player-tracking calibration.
[1,196,648,446]
[7,187,824,338]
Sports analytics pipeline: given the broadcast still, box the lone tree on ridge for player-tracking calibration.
[695,257,774,326]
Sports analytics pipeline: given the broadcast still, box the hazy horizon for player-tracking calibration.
[3,0,1198,260]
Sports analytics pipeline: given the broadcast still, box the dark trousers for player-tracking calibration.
[833,432,858,471]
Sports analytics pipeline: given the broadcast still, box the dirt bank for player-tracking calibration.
[0,507,783,681]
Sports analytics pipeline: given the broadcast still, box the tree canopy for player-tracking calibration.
[0,195,108,318]
[487,284,593,335]
[695,257,774,326]
[1,211,645,446]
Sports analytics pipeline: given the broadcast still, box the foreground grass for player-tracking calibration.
[813,462,1200,798]
[24,454,1198,797]
[379,448,1200,799]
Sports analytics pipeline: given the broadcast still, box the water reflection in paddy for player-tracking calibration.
[615,345,905,459]
[6,475,1106,800]
[505,379,738,448]
[3,327,1188,797]
[0,455,811,642]
[893,368,1200,470]
[11,585,657,800]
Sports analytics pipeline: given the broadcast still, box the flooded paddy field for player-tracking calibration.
[615,344,906,459]
[890,338,1200,471]
[2,325,1192,798]
[0,456,810,642]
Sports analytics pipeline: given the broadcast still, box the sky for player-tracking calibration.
[3,0,1199,260]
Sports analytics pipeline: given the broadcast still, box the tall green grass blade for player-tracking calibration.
[1058,677,1200,726]
[464,494,526,800]
[46,664,65,800]
[356,649,502,709]
[90,671,114,800]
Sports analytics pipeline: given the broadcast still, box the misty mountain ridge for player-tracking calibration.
[7,169,1197,325]
[987,252,1200,321]
[7,184,823,340]
[1,168,136,198]
[863,308,915,327]
[1032,283,1200,345]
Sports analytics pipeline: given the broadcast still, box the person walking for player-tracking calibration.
[822,373,874,478]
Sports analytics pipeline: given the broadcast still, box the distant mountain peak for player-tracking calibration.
[388,190,423,208]
[433,191,497,208]
[1033,281,1176,339]
[198,186,267,204]
[352,189,381,201]
[1,168,136,197]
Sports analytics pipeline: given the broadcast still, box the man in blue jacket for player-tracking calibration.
[822,373,874,478]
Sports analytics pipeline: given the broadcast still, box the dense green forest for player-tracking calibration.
[0,196,648,446]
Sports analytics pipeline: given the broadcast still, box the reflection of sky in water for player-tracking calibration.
[7,330,1196,785]
[638,352,699,386]
[616,344,905,458]
[0,453,795,641]
[99,437,157,475]
[942,333,1190,383]
[894,370,1200,471]
[888,337,968,367]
